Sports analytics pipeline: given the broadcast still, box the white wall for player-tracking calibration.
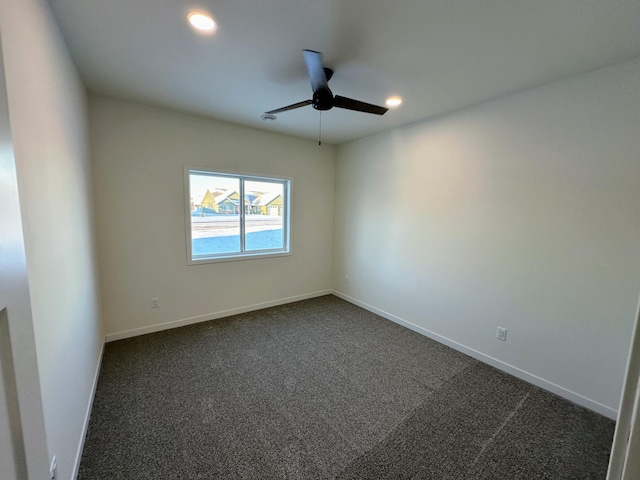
[0,0,103,478]
[334,58,640,418]
[0,34,49,480]
[89,96,335,338]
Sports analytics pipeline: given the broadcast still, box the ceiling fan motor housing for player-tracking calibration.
[313,88,334,111]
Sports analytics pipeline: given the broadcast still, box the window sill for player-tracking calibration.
[187,250,292,265]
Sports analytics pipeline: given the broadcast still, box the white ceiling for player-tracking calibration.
[48,0,640,145]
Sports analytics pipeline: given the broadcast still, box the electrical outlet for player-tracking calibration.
[151,297,160,309]
[496,327,507,342]
[344,275,349,286]
[49,455,57,480]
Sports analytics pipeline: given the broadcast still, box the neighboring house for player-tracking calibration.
[196,189,239,214]
[258,193,283,216]
[200,189,219,210]
[214,190,239,214]
[200,189,216,210]
[244,192,262,214]
[197,189,282,215]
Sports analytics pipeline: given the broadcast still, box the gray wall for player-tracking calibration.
[333,58,640,417]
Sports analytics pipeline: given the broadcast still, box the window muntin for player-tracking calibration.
[186,168,290,263]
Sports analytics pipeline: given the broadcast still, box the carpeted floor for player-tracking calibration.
[79,295,614,479]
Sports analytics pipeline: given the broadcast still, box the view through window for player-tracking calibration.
[186,169,290,262]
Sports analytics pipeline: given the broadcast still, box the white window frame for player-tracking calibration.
[184,166,291,264]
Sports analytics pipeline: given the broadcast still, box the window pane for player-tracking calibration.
[244,180,284,251]
[189,173,241,255]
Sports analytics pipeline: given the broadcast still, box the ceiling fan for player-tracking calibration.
[265,49,389,117]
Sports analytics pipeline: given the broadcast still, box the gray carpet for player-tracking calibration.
[79,295,614,479]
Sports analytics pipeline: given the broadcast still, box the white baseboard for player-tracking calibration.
[72,338,105,479]
[332,290,617,420]
[105,290,333,342]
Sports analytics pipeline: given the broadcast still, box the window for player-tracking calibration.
[185,168,291,263]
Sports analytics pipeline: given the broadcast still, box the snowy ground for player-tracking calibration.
[191,215,282,239]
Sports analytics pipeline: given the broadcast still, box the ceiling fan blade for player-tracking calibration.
[333,95,388,115]
[265,99,313,114]
[303,49,328,93]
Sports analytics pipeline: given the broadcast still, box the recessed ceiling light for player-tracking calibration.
[188,11,217,32]
[386,96,402,107]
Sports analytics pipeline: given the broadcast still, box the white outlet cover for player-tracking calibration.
[496,327,507,341]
